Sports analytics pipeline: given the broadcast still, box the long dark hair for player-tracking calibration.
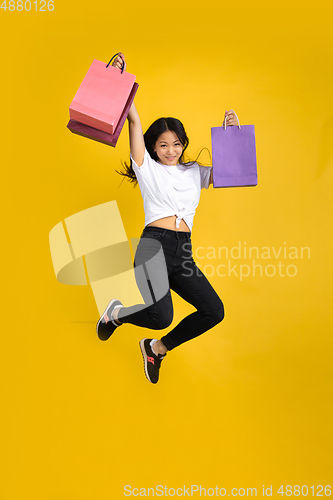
[115,117,211,186]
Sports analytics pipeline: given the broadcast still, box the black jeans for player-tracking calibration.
[117,226,225,350]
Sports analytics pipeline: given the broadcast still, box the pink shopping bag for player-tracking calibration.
[69,56,136,134]
[67,83,139,147]
[211,111,258,188]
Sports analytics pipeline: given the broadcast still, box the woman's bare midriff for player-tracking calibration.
[147,216,190,232]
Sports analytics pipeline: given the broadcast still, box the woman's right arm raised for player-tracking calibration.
[127,101,145,167]
[111,53,145,167]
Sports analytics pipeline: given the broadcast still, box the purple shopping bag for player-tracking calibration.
[211,113,257,188]
[67,83,139,147]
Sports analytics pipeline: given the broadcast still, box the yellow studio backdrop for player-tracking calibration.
[1,1,332,500]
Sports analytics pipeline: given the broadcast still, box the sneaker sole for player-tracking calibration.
[96,299,119,340]
[139,339,154,383]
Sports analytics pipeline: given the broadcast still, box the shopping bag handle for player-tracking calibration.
[223,109,241,130]
[106,53,126,74]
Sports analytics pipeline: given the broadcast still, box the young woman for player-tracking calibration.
[96,53,239,384]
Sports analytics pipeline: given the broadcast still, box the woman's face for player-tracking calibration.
[154,130,183,166]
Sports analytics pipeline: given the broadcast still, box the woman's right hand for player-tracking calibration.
[111,52,125,71]
[111,52,144,166]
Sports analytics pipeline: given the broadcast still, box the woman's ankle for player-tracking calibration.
[152,339,167,356]
[113,306,122,325]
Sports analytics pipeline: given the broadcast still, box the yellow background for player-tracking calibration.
[1,1,332,499]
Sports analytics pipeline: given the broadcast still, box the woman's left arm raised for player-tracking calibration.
[209,109,239,185]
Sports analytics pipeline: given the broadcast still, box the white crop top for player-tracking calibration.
[131,148,212,231]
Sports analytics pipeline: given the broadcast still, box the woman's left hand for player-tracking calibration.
[225,110,238,126]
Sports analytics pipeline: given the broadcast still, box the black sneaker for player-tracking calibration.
[139,338,166,384]
[96,299,123,341]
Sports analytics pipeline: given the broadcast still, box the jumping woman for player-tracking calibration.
[96,53,239,383]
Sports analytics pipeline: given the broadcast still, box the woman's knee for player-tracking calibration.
[205,299,225,327]
[147,298,173,330]
[152,308,173,329]
[215,300,225,324]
